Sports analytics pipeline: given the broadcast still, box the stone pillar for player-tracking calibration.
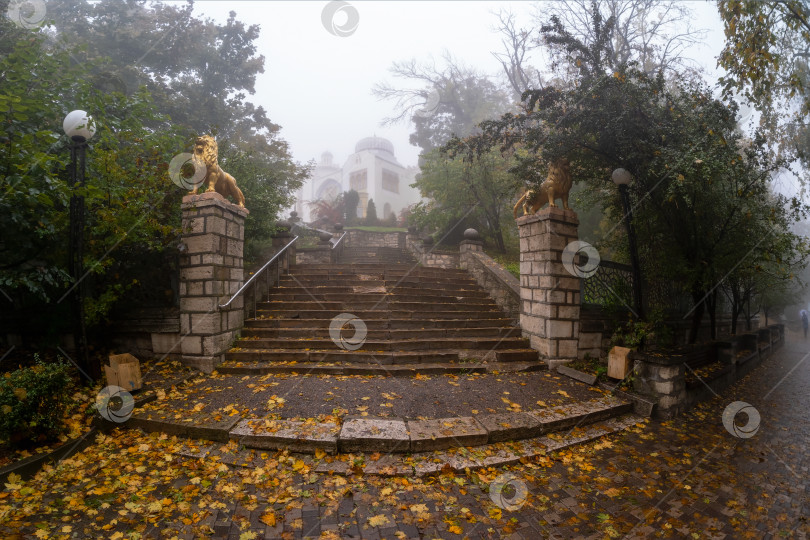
[273,220,295,263]
[179,192,248,373]
[517,207,581,370]
[459,228,483,257]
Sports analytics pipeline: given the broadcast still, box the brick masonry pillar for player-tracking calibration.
[517,207,581,370]
[179,192,249,373]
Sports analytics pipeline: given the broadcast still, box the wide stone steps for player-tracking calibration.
[241,326,523,339]
[280,276,478,287]
[222,259,543,375]
[244,317,516,330]
[268,286,492,304]
[226,348,538,364]
[256,300,499,311]
[233,336,531,351]
[226,395,633,454]
[215,360,544,376]
[253,309,505,320]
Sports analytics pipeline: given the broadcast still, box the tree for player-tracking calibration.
[718,0,810,118]
[718,1,810,194]
[411,148,521,252]
[308,193,345,226]
[343,189,360,225]
[0,29,189,360]
[365,199,378,226]
[448,14,808,342]
[536,0,705,82]
[491,9,546,99]
[373,53,511,153]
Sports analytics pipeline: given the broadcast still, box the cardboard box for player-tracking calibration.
[607,346,633,379]
[104,353,143,391]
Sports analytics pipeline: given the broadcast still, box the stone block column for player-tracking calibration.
[517,207,581,369]
[179,192,249,373]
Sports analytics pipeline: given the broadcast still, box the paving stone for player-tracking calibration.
[128,412,241,442]
[338,417,409,453]
[557,364,598,385]
[476,411,543,443]
[407,416,488,452]
[229,418,339,454]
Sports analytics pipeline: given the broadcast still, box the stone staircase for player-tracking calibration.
[135,243,644,460]
[218,246,545,375]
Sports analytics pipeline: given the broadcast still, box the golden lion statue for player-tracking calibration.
[189,135,246,207]
[513,158,572,218]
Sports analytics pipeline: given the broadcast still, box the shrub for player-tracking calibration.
[0,356,73,445]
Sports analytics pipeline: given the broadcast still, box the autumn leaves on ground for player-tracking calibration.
[1,340,808,539]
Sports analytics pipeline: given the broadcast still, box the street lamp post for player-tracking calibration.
[612,168,644,320]
[63,110,96,377]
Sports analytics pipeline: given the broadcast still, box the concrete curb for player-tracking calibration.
[215,396,631,455]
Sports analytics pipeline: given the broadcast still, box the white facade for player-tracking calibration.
[292,136,421,223]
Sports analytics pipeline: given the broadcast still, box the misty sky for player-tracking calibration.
[190,1,726,169]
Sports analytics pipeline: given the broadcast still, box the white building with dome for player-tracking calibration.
[292,136,421,224]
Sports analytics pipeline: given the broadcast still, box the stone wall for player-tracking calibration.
[517,208,581,369]
[295,246,331,264]
[405,233,459,268]
[459,239,520,322]
[176,192,248,373]
[632,324,784,418]
[345,229,405,249]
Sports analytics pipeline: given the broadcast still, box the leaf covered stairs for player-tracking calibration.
[218,246,545,376]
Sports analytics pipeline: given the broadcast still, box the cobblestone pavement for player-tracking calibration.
[1,338,808,539]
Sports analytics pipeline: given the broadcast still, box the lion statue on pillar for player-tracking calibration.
[513,157,572,218]
[189,135,246,208]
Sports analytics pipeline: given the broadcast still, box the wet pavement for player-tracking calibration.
[1,336,808,539]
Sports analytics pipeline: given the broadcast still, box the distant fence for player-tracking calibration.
[581,259,634,310]
[582,259,693,315]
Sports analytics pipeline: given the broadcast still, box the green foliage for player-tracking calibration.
[448,13,809,341]
[610,309,672,350]
[0,356,73,444]
[718,0,810,117]
[0,30,194,333]
[412,148,521,252]
[1,1,307,335]
[365,199,379,226]
[218,143,308,265]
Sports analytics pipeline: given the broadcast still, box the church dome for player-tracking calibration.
[355,136,395,156]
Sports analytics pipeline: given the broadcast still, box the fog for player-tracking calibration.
[190,1,726,168]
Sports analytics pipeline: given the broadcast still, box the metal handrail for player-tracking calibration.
[331,231,346,262]
[218,235,298,311]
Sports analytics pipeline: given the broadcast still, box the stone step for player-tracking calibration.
[325,414,644,476]
[232,336,531,351]
[253,309,504,319]
[262,295,497,305]
[215,361,496,376]
[224,395,630,454]
[255,300,499,311]
[241,326,523,340]
[290,263,467,274]
[281,275,478,287]
[268,285,491,302]
[244,317,516,329]
[217,360,544,376]
[225,348,539,364]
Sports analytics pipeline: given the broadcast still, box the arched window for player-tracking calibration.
[316,178,341,201]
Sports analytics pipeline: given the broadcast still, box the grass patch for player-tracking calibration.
[486,250,520,279]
